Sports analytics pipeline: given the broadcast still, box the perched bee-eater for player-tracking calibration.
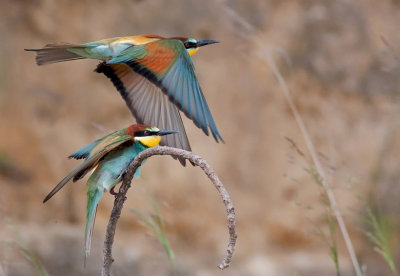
[25,35,223,165]
[43,124,177,260]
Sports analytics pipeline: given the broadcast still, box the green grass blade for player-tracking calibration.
[130,200,177,276]
[14,242,48,276]
[365,208,398,275]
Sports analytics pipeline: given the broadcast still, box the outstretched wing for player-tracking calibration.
[43,135,132,203]
[96,63,191,166]
[103,39,223,142]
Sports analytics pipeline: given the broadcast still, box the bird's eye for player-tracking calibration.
[144,130,150,135]
[184,41,196,48]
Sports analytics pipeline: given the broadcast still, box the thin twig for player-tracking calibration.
[102,146,237,276]
[220,5,362,273]
[264,50,363,276]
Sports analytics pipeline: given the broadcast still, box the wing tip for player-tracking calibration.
[209,125,224,143]
[177,156,186,166]
[24,48,39,52]
[216,136,225,144]
[68,153,87,160]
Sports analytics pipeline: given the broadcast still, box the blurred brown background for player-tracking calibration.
[1,0,399,275]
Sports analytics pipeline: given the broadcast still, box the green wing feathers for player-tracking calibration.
[69,129,126,160]
[43,134,132,203]
[69,138,106,160]
[71,135,132,182]
[107,43,148,64]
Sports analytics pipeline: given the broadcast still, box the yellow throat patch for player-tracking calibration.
[188,48,198,56]
[135,136,161,148]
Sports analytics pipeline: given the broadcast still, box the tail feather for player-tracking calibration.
[84,187,103,265]
[25,43,86,65]
[43,162,84,203]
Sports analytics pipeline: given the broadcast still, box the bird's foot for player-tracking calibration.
[110,186,118,196]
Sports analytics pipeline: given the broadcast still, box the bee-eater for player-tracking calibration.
[42,124,177,261]
[25,35,224,165]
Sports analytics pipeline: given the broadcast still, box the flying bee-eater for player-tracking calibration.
[42,124,177,261]
[25,35,224,165]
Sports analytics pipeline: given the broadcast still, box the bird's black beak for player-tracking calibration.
[158,130,179,136]
[197,40,219,47]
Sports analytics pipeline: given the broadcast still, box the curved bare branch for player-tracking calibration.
[102,146,237,276]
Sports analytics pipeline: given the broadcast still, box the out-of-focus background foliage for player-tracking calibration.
[1,0,399,275]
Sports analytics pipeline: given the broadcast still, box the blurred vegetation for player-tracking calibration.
[14,241,49,276]
[365,208,398,275]
[129,192,177,276]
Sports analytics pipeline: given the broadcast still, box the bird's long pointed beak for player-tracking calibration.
[197,39,219,47]
[158,130,179,136]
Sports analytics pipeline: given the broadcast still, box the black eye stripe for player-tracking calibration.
[184,41,196,48]
[134,130,157,137]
